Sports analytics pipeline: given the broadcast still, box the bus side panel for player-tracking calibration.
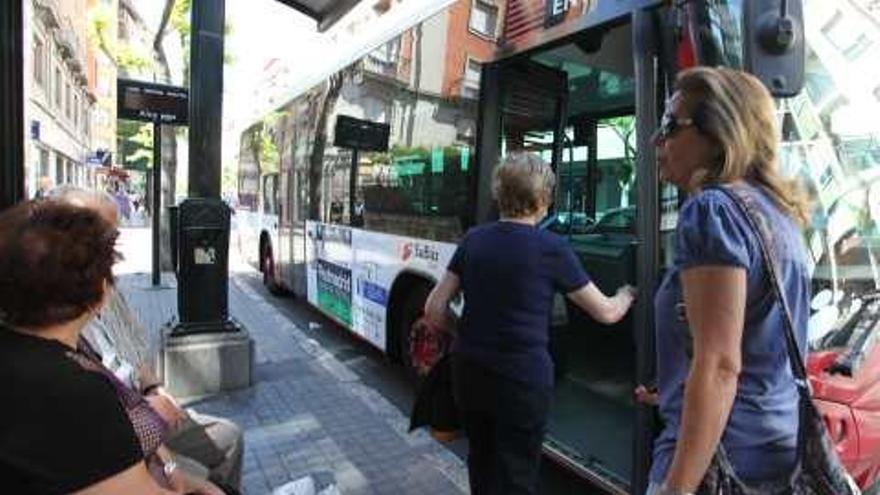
[305,220,456,352]
[305,221,354,330]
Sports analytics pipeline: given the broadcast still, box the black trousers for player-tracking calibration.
[452,355,551,495]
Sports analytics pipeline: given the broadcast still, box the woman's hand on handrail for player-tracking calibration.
[566,283,636,325]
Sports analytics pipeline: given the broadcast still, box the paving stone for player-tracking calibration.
[116,228,467,495]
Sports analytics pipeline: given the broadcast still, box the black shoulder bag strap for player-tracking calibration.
[712,183,858,495]
[715,184,809,393]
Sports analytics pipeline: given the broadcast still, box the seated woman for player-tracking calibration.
[0,199,210,494]
[51,186,243,493]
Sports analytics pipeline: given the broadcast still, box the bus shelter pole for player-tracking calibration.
[152,121,162,287]
[0,0,24,212]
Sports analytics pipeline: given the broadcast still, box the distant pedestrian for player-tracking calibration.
[114,188,131,222]
[424,152,636,495]
[646,67,814,494]
[33,176,53,199]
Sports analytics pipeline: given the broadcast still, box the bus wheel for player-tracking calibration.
[262,246,283,296]
[397,283,431,379]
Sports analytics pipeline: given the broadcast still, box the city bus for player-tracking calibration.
[236,0,880,492]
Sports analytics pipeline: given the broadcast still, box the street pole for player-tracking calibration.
[0,0,24,212]
[152,121,162,286]
[160,0,251,399]
[188,0,224,198]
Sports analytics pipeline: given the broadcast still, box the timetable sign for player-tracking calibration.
[118,79,189,125]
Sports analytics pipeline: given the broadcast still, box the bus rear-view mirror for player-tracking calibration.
[743,0,805,97]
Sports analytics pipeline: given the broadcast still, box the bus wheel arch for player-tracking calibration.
[259,232,283,295]
[387,272,434,369]
[259,232,271,273]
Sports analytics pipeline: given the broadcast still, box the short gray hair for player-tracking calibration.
[492,152,556,218]
[47,185,116,210]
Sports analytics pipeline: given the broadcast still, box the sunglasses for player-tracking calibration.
[653,110,696,142]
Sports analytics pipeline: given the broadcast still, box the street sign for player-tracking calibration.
[333,115,390,152]
[117,79,189,125]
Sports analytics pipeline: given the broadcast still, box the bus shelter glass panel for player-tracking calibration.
[515,22,638,486]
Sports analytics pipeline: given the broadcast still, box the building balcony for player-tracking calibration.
[362,55,403,81]
[55,22,87,80]
[33,0,61,29]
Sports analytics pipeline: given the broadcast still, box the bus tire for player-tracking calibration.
[397,282,431,379]
[261,244,284,296]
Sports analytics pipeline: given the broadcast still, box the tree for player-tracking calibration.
[146,0,181,270]
[247,112,284,177]
[605,116,637,206]
[308,67,354,220]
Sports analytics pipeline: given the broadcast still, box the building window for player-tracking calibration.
[370,37,401,64]
[469,0,499,39]
[843,34,873,61]
[83,103,90,135]
[65,82,72,120]
[55,155,64,185]
[33,36,45,87]
[462,58,481,99]
[54,67,62,107]
[74,93,80,128]
[821,10,873,61]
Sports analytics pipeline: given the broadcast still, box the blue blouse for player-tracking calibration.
[651,184,811,483]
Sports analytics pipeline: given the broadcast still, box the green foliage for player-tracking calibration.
[245,115,284,176]
[167,0,234,79]
[118,121,153,171]
[170,0,192,47]
[88,4,152,71]
[259,133,280,174]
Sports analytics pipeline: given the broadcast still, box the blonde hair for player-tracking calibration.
[492,152,556,218]
[675,67,810,225]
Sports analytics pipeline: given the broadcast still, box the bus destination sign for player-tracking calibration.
[333,115,390,152]
[117,79,189,125]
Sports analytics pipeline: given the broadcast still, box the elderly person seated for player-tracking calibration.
[0,199,188,494]
[49,186,244,493]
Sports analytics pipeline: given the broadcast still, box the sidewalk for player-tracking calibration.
[115,228,468,495]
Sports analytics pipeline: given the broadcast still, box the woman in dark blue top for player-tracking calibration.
[424,152,636,495]
[646,67,812,495]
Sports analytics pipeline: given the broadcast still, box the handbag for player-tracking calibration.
[408,317,461,442]
[694,184,859,495]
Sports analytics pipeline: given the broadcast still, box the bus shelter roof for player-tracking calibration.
[274,0,361,31]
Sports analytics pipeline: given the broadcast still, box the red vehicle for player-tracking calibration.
[809,295,880,493]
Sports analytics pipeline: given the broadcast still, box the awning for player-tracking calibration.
[274,0,361,31]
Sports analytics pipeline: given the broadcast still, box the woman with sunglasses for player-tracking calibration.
[647,67,812,495]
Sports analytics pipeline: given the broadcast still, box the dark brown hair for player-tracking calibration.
[0,200,119,328]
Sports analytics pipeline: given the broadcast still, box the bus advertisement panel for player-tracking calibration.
[306,220,456,350]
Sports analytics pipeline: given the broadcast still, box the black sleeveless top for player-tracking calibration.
[0,327,142,494]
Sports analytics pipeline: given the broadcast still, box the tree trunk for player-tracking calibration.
[405,25,422,147]
[308,73,344,220]
[153,0,177,271]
